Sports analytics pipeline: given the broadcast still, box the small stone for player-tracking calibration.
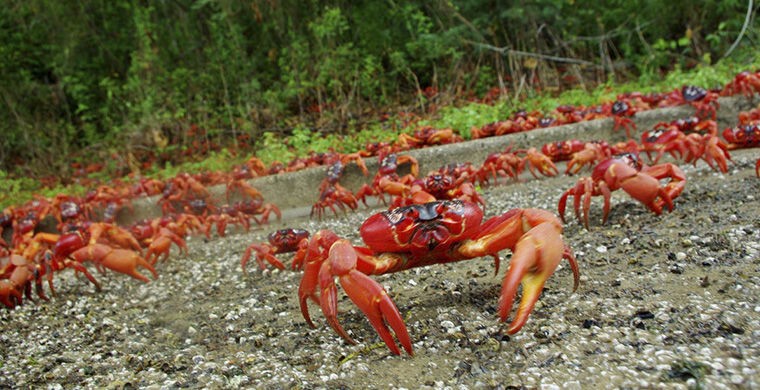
[596,245,607,253]
[440,320,455,329]
[675,252,687,261]
[188,326,197,335]
[562,380,582,390]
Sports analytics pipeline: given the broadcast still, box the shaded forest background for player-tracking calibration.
[1,0,756,178]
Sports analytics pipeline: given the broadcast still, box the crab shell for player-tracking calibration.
[359,200,482,256]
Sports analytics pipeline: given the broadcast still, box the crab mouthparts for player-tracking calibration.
[411,223,448,251]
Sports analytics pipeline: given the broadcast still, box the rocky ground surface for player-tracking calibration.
[1,148,759,389]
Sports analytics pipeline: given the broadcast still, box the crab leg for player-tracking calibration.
[459,209,579,334]
[241,243,285,273]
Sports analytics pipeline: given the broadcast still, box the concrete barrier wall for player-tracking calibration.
[120,95,759,225]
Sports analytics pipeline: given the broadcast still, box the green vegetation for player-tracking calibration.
[1,49,758,209]
[2,1,757,173]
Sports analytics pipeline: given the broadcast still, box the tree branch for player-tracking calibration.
[723,0,754,59]
[463,40,600,67]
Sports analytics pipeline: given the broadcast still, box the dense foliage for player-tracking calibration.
[1,0,757,177]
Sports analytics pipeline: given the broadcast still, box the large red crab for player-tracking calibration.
[297,200,580,355]
[558,153,686,229]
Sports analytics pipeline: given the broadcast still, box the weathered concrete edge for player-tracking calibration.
[121,95,759,225]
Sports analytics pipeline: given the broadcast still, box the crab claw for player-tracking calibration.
[299,233,412,356]
[498,222,580,334]
[318,240,412,355]
[0,280,23,309]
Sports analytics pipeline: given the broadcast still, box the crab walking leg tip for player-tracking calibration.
[506,274,547,335]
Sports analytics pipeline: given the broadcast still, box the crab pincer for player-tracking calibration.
[497,222,579,334]
[318,240,412,356]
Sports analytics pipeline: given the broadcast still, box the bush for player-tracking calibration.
[0,0,756,179]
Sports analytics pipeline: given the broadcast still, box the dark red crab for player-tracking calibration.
[297,200,579,355]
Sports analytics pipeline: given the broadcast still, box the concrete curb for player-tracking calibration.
[121,95,759,225]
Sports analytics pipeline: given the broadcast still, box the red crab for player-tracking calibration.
[723,122,760,177]
[541,140,587,162]
[241,228,310,273]
[475,147,558,185]
[559,153,686,229]
[145,227,188,265]
[390,171,485,209]
[721,70,760,98]
[395,127,462,149]
[563,141,616,175]
[610,100,638,139]
[640,118,730,172]
[664,85,720,120]
[297,200,580,355]
[723,122,760,150]
[470,110,541,139]
[69,243,158,284]
[311,154,369,219]
[355,152,419,206]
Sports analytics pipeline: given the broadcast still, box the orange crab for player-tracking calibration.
[297,200,579,355]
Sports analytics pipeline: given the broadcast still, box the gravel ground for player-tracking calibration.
[1,148,758,389]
